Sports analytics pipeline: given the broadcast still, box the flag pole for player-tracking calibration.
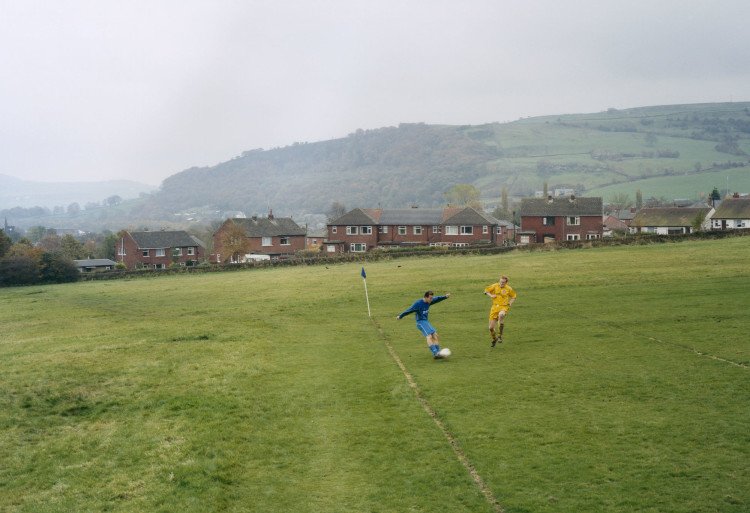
[361,267,371,317]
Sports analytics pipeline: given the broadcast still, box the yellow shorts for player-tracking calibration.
[489,305,509,321]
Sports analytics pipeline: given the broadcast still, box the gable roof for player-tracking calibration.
[520,197,603,216]
[712,198,750,218]
[332,207,500,226]
[443,207,500,225]
[129,231,204,249]
[631,207,710,227]
[231,216,306,237]
[74,259,117,267]
[330,208,380,225]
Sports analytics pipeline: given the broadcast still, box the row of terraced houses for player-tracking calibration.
[106,195,750,270]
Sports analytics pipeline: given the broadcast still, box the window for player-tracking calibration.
[331,226,337,234]
[413,226,422,235]
[262,237,272,246]
[361,226,372,235]
[326,244,336,253]
[280,237,290,245]
[155,249,166,257]
[586,234,600,240]
[566,216,580,226]
[483,225,489,234]
[141,249,149,257]
[432,226,441,233]
[566,234,581,241]
[496,226,502,234]
[378,226,389,234]
[174,248,182,256]
[542,216,555,226]
[445,225,458,235]
[453,242,469,247]
[187,247,195,255]
[346,226,359,235]
[460,226,473,235]
[350,243,366,252]
[736,220,746,228]
[398,226,407,235]
[153,263,165,269]
[520,235,530,244]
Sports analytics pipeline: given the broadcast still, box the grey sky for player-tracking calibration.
[1,0,748,185]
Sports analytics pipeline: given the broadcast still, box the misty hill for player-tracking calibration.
[0,174,156,210]
[149,102,750,218]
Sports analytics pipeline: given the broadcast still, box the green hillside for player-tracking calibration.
[2,237,748,512]
[151,102,750,218]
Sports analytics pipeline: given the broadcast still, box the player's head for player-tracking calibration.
[424,291,434,302]
[499,275,508,285]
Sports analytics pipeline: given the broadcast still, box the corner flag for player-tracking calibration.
[361,267,371,317]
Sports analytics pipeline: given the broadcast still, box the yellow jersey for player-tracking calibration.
[484,282,516,307]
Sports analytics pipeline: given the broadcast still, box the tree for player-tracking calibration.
[608,193,632,213]
[636,189,643,210]
[0,229,11,258]
[445,184,482,209]
[327,201,347,222]
[67,202,81,215]
[39,252,79,284]
[501,186,509,213]
[60,234,85,259]
[543,182,549,197]
[219,222,251,263]
[691,211,707,232]
[104,195,122,207]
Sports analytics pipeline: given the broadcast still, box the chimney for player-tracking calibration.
[268,209,274,220]
[547,195,553,203]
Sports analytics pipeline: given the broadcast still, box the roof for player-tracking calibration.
[330,208,380,225]
[520,196,603,216]
[631,207,711,227]
[129,231,204,249]
[331,207,500,226]
[712,198,750,219]
[603,215,629,231]
[231,216,306,237]
[74,259,117,267]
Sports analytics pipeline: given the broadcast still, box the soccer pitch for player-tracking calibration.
[1,236,748,512]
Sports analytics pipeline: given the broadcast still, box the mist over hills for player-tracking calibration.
[149,102,750,219]
[0,174,156,210]
[3,102,750,231]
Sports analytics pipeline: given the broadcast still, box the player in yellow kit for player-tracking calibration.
[484,275,517,347]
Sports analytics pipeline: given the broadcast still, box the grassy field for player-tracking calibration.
[1,237,748,512]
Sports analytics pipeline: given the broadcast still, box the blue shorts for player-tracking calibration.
[416,320,436,337]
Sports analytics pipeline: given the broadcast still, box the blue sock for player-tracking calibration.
[430,345,439,355]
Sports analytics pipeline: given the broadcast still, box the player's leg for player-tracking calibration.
[497,309,508,342]
[418,321,441,357]
[489,310,499,346]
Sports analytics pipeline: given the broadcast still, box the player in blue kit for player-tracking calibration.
[396,291,451,358]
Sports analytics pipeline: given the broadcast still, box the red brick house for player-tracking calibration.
[519,196,603,244]
[326,207,510,253]
[212,212,306,262]
[116,230,205,269]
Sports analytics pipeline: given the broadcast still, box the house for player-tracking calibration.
[630,206,713,235]
[710,196,750,230]
[116,230,205,269]
[325,206,507,253]
[602,215,629,237]
[212,211,306,262]
[73,258,117,272]
[305,228,327,252]
[518,196,603,244]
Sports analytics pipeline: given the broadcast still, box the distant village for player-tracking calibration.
[3,188,746,278]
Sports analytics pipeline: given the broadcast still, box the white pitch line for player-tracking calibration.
[372,318,505,513]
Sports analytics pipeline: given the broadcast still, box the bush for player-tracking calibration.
[39,253,80,284]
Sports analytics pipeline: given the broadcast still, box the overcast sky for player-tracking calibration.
[1,0,748,185]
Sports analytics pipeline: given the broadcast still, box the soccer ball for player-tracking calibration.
[438,348,451,358]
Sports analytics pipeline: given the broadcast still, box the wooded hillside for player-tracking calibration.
[149,102,750,218]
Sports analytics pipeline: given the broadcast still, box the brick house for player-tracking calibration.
[325,206,508,253]
[212,212,306,262]
[710,196,750,230]
[116,230,205,269]
[519,196,603,244]
[630,206,713,234]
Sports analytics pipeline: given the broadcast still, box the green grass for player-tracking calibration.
[1,237,749,512]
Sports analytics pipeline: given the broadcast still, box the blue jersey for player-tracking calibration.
[398,295,448,322]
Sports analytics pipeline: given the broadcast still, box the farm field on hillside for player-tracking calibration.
[1,237,748,512]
